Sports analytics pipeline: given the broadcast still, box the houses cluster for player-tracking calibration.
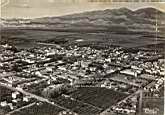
[144,78,164,97]
[100,79,137,94]
[0,43,164,115]
[0,89,34,113]
[111,95,138,115]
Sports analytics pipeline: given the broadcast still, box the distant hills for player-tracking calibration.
[1,7,165,49]
[1,7,165,33]
[30,7,165,30]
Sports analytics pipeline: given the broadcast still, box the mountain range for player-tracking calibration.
[1,7,165,33]
[1,7,165,49]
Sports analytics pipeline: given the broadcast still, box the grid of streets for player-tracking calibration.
[0,42,164,115]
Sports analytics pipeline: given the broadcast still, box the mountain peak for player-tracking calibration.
[102,7,133,16]
[135,7,163,14]
[134,7,164,19]
[118,7,132,12]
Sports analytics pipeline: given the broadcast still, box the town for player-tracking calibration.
[0,41,164,115]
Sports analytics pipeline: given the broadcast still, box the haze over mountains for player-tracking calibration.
[1,7,165,49]
[1,7,165,33]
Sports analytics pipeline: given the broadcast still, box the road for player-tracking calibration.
[100,89,141,115]
[0,82,69,111]
[109,77,140,87]
[6,102,36,115]
[100,80,160,115]
[0,72,16,78]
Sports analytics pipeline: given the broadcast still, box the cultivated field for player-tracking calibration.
[52,95,102,115]
[69,87,128,110]
[10,102,63,115]
[2,28,165,49]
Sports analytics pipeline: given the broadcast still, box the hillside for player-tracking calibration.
[1,7,165,49]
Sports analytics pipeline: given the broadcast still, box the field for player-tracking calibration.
[69,87,128,110]
[0,86,12,101]
[52,95,102,115]
[10,102,63,115]
[2,28,165,49]
[0,87,12,114]
[48,87,128,115]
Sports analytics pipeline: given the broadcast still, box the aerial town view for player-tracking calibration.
[0,1,165,115]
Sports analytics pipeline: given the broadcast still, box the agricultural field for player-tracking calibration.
[52,95,102,115]
[0,86,12,99]
[2,28,165,49]
[10,102,63,115]
[69,87,128,110]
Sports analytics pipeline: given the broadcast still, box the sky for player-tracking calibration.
[1,0,165,19]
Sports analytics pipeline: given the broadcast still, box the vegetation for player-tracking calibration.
[70,87,128,109]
